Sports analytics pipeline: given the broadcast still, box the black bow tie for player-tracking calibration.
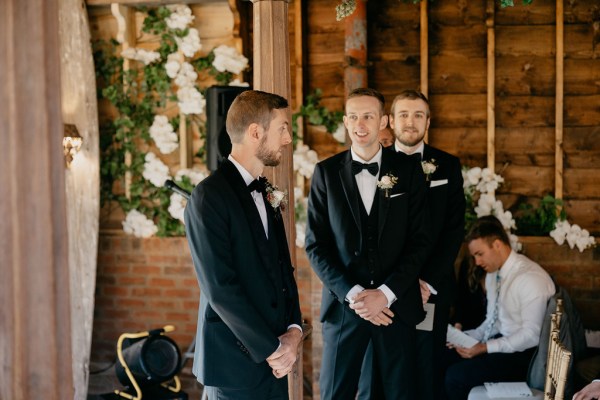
[248,178,266,194]
[410,153,422,162]
[351,161,379,176]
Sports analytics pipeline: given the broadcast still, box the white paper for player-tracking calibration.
[484,382,533,398]
[416,303,435,331]
[446,324,478,348]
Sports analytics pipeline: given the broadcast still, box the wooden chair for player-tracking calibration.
[543,329,572,400]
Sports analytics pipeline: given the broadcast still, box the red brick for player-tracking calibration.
[119,298,146,308]
[147,255,179,265]
[117,254,147,264]
[103,265,130,275]
[132,265,162,275]
[166,312,192,322]
[131,287,162,297]
[103,286,129,297]
[163,288,194,298]
[148,299,177,309]
[149,277,176,287]
[183,278,199,286]
[119,276,146,285]
[164,266,191,275]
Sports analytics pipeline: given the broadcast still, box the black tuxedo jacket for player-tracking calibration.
[184,160,302,389]
[419,144,465,292]
[305,147,432,327]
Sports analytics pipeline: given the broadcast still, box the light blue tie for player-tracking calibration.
[483,272,501,342]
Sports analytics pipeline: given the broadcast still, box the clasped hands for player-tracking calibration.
[349,289,394,326]
[266,327,302,379]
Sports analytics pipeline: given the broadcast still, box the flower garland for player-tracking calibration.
[463,166,596,253]
[96,5,248,237]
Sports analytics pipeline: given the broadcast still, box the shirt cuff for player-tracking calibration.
[287,324,303,334]
[346,285,364,303]
[425,282,438,295]
[378,284,397,308]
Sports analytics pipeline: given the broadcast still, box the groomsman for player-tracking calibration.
[305,88,431,399]
[184,90,302,399]
[390,90,466,399]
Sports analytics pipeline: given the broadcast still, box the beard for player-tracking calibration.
[256,136,281,167]
[395,127,426,147]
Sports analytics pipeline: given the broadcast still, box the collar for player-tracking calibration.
[497,250,518,279]
[350,145,383,166]
[395,141,425,157]
[228,155,255,186]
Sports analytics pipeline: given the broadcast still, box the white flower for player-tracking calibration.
[212,45,249,75]
[142,152,171,187]
[509,233,522,252]
[495,210,516,231]
[293,144,319,179]
[176,168,207,186]
[476,168,504,194]
[175,28,201,58]
[333,122,346,143]
[168,193,187,222]
[263,178,287,212]
[174,61,198,88]
[165,5,195,30]
[122,209,158,238]
[229,79,250,87]
[165,53,181,78]
[550,220,596,252]
[474,193,499,216]
[377,173,398,198]
[177,86,206,115]
[149,115,178,154]
[121,47,161,65]
[421,159,437,181]
[295,221,306,248]
[463,166,482,188]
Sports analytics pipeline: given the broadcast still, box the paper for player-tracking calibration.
[446,324,478,348]
[484,382,533,398]
[416,303,435,331]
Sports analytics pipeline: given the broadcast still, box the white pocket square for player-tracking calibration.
[430,179,448,188]
[390,192,406,198]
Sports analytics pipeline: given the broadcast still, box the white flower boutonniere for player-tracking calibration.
[263,178,288,214]
[377,173,398,198]
[421,159,438,181]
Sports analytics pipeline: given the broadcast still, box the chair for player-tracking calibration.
[467,308,564,400]
[544,330,572,400]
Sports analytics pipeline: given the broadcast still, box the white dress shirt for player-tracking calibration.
[228,155,268,238]
[345,146,396,308]
[465,251,555,353]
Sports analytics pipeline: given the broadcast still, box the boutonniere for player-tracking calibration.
[421,159,438,181]
[263,179,287,213]
[377,173,398,198]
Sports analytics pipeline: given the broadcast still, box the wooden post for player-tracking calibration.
[249,1,304,397]
[344,0,368,97]
[0,0,74,398]
[555,0,564,200]
[420,0,428,142]
[486,0,496,173]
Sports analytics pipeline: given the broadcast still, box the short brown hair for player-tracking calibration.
[226,90,289,144]
[390,89,430,117]
[465,215,511,247]
[346,88,386,115]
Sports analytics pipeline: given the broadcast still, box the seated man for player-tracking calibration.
[444,215,556,400]
[573,377,600,400]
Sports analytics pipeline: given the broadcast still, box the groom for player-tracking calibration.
[184,90,302,399]
[305,88,431,399]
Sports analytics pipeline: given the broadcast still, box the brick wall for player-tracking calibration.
[91,234,599,399]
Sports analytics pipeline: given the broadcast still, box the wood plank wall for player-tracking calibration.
[304,0,600,234]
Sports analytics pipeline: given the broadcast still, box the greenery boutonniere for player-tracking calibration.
[264,178,287,213]
[421,159,438,181]
[377,173,398,198]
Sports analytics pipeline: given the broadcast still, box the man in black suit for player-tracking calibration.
[305,88,431,399]
[184,90,302,399]
[391,89,466,399]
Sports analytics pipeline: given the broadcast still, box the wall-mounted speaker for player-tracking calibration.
[205,85,250,172]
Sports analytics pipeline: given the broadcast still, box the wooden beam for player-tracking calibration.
[486,0,495,173]
[0,0,73,398]
[87,0,224,6]
[344,0,368,98]
[555,0,564,200]
[420,0,428,142]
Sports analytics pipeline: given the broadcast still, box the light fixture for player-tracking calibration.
[63,124,83,167]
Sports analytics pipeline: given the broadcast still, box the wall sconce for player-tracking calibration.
[63,124,82,167]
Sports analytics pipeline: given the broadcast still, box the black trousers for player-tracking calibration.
[443,346,536,400]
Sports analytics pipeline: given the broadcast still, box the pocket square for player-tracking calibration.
[390,192,406,198]
[430,179,448,188]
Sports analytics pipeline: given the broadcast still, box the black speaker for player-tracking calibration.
[206,85,250,172]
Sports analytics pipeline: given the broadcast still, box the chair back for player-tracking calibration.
[543,327,572,400]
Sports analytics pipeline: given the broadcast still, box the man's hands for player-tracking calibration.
[266,327,302,379]
[572,380,600,400]
[454,342,487,359]
[349,289,394,326]
[419,279,431,304]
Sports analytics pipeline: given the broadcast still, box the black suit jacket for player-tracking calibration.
[305,147,432,327]
[419,144,465,292]
[184,160,302,389]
